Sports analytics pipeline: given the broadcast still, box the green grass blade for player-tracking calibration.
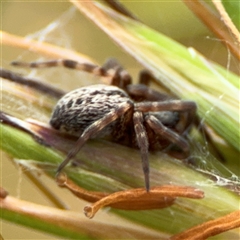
[1,121,240,238]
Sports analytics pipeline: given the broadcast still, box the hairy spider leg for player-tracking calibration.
[146,115,189,157]
[56,102,132,174]
[11,59,108,77]
[102,58,125,72]
[11,58,132,88]
[0,68,65,98]
[102,58,132,89]
[133,111,150,191]
[136,100,197,158]
[127,84,172,101]
[136,100,197,122]
[138,70,153,86]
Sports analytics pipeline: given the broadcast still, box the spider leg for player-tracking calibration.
[127,84,171,101]
[133,111,150,191]
[146,115,190,158]
[127,71,173,101]
[1,68,65,98]
[11,58,132,89]
[102,58,124,71]
[56,102,132,174]
[11,59,108,77]
[102,58,132,89]
[136,100,197,127]
[136,100,196,112]
[138,69,152,85]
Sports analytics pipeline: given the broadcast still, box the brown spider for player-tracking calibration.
[11,58,197,191]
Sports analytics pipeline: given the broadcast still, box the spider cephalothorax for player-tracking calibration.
[12,58,197,191]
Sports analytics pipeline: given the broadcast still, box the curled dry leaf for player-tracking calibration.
[57,173,204,218]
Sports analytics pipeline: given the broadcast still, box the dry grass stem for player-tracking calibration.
[212,0,240,44]
[171,210,240,240]
[183,0,240,60]
[1,31,95,63]
[0,187,162,239]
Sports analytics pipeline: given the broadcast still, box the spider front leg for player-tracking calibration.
[12,58,132,88]
[12,59,108,77]
[56,102,132,174]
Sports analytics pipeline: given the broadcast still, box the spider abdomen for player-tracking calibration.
[50,84,133,139]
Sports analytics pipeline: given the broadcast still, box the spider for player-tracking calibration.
[12,58,197,191]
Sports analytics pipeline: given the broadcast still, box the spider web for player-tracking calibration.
[7,7,100,92]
